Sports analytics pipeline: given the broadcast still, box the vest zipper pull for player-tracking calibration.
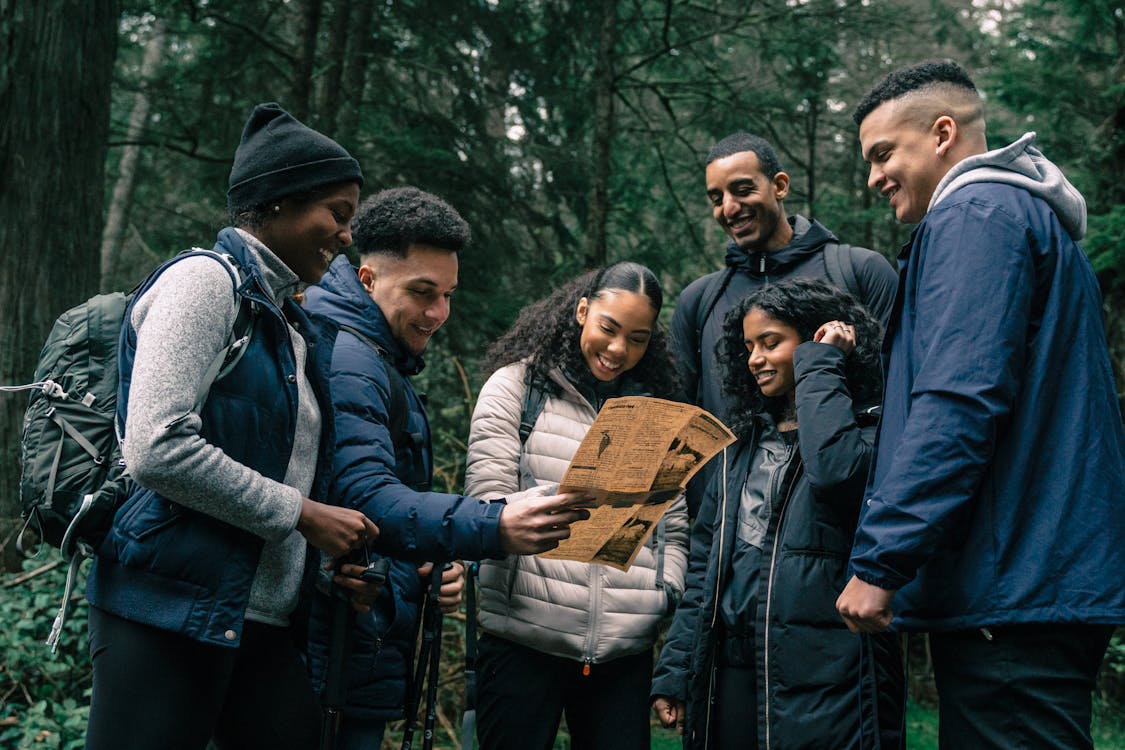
[582,659,592,676]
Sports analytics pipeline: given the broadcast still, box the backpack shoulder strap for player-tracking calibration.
[518,367,549,446]
[694,267,736,346]
[383,361,409,443]
[169,249,256,413]
[337,324,409,441]
[824,242,861,300]
[692,267,736,404]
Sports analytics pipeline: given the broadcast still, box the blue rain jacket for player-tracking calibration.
[851,142,1125,630]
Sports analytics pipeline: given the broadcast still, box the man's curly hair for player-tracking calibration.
[352,186,471,259]
[719,278,883,439]
[483,262,680,400]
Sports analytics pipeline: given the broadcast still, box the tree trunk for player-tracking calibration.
[291,0,323,120]
[335,0,377,149]
[0,0,118,571]
[584,0,617,270]
[100,17,165,292]
[316,0,350,130]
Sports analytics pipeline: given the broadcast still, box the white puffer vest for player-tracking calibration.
[465,362,688,664]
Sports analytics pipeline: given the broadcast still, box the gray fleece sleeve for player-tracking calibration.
[122,256,302,541]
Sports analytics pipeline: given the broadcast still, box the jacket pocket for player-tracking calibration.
[772,549,849,625]
[114,488,181,542]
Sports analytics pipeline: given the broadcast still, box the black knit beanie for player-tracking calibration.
[227,102,363,212]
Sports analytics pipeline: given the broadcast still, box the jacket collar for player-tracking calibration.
[723,214,840,276]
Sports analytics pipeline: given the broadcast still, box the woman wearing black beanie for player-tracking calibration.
[84,102,376,750]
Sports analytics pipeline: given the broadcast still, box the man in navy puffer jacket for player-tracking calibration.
[837,60,1125,749]
[303,187,588,747]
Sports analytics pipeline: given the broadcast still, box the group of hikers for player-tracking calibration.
[79,57,1125,750]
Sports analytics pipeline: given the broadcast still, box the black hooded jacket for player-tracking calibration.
[651,344,905,749]
[669,215,897,516]
[670,215,896,426]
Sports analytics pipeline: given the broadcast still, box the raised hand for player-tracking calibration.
[813,319,857,355]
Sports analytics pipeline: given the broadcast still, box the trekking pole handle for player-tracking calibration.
[360,555,390,585]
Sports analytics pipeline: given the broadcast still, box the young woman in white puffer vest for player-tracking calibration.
[465,262,688,750]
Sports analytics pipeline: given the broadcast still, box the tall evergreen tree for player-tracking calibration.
[0,0,118,572]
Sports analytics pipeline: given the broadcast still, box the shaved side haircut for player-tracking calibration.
[853,59,984,134]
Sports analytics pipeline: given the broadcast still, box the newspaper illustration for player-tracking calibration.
[538,396,735,571]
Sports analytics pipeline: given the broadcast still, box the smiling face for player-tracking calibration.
[705,150,792,253]
[859,100,948,225]
[255,181,360,284]
[575,289,656,382]
[358,244,459,355]
[742,306,802,401]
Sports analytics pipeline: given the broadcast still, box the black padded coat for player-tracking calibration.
[651,343,904,750]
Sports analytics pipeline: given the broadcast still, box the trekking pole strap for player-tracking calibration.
[464,561,478,691]
[319,592,352,750]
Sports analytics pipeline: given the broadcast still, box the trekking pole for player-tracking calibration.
[421,563,452,750]
[459,562,479,750]
[321,552,389,750]
[401,563,446,750]
[319,587,351,750]
[399,596,429,750]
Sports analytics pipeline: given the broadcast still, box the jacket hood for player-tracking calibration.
[723,214,839,275]
[930,132,1087,240]
[303,254,425,375]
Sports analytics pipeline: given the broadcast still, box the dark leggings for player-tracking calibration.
[713,664,758,748]
[85,606,321,750]
[475,633,652,750]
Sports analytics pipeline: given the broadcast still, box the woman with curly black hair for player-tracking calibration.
[652,278,904,749]
[465,262,688,750]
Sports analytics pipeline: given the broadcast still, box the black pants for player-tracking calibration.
[85,606,322,750]
[713,664,758,749]
[929,623,1113,750]
[475,633,652,750]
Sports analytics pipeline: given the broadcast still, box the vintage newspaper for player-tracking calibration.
[538,396,735,571]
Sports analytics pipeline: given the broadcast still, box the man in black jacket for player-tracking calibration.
[669,132,898,516]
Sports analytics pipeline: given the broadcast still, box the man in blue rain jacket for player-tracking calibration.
[837,60,1125,749]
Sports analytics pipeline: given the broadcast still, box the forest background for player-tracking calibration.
[1,0,1124,747]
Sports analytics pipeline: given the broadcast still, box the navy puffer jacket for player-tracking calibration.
[89,228,336,647]
[303,255,506,720]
